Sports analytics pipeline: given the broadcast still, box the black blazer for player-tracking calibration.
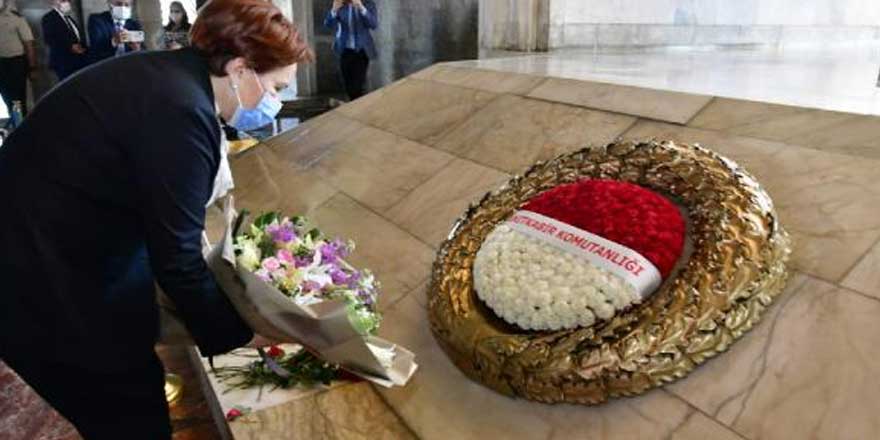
[41,9,88,78]
[87,11,143,64]
[0,48,252,368]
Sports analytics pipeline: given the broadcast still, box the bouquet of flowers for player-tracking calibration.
[159,197,416,388]
[235,212,380,336]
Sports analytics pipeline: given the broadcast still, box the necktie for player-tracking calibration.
[64,16,80,42]
[115,20,125,55]
[347,6,356,50]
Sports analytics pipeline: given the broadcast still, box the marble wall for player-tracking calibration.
[553,0,880,48]
[479,0,550,52]
[481,0,880,51]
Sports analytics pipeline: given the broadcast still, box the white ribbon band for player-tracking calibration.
[505,210,662,298]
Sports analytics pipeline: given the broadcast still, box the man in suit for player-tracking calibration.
[41,0,88,81]
[324,0,377,100]
[88,0,143,63]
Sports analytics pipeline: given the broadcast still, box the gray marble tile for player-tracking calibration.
[688,98,880,159]
[668,274,880,440]
[385,159,509,248]
[311,125,456,212]
[528,78,713,124]
[413,65,546,95]
[337,78,498,146]
[434,94,636,173]
[625,121,880,282]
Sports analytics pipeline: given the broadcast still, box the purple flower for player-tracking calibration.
[293,254,313,268]
[267,222,297,244]
[330,268,351,286]
[320,239,349,265]
[358,289,374,305]
[346,271,362,289]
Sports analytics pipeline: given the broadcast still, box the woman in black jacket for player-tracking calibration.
[0,0,312,438]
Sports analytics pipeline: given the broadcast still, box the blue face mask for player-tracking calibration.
[229,70,282,131]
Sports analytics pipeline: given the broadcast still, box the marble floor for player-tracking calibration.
[196,58,880,439]
[462,43,880,117]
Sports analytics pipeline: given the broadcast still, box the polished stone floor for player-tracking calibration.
[4,45,880,439]
[205,59,880,439]
[464,43,880,116]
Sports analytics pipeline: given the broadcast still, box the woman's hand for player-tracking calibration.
[332,0,344,12]
[246,333,279,349]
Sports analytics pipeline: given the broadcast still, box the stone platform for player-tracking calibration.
[198,58,880,439]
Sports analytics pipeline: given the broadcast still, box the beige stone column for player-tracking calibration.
[479,0,551,52]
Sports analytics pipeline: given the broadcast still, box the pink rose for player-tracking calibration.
[277,249,295,265]
[261,257,281,271]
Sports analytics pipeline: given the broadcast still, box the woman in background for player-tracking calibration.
[157,1,191,50]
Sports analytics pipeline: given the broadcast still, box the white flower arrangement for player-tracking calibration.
[473,225,641,331]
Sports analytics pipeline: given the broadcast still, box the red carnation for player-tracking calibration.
[521,179,685,278]
[226,408,243,421]
[266,345,285,358]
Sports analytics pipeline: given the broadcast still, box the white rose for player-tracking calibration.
[236,239,262,271]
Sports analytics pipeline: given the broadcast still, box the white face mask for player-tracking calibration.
[111,5,131,20]
[59,1,72,14]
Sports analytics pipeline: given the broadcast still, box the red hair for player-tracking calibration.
[191,0,314,75]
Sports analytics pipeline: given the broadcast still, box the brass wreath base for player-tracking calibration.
[428,140,792,405]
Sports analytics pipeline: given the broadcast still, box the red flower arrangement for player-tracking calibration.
[522,179,685,278]
[472,178,687,331]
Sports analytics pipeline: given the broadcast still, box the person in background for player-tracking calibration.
[0,0,36,116]
[42,0,88,81]
[156,1,190,50]
[324,0,377,100]
[88,0,143,63]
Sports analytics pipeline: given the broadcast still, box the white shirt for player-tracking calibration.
[206,109,235,208]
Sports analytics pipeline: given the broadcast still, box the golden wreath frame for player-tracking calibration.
[427,140,792,404]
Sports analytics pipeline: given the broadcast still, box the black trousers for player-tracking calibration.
[3,352,172,439]
[0,55,28,115]
[340,49,370,100]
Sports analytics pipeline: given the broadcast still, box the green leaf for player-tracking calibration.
[308,228,322,241]
[253,212,281,229]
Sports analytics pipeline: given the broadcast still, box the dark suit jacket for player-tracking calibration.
[324,0,378,59]
[41,9,88,79]
[0,48,252,369]
[87,11,143,64]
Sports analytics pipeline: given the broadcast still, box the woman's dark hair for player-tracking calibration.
[164,1,191,31]
[191,0,314,76]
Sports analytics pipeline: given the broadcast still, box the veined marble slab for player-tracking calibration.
[188,61,880,439]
